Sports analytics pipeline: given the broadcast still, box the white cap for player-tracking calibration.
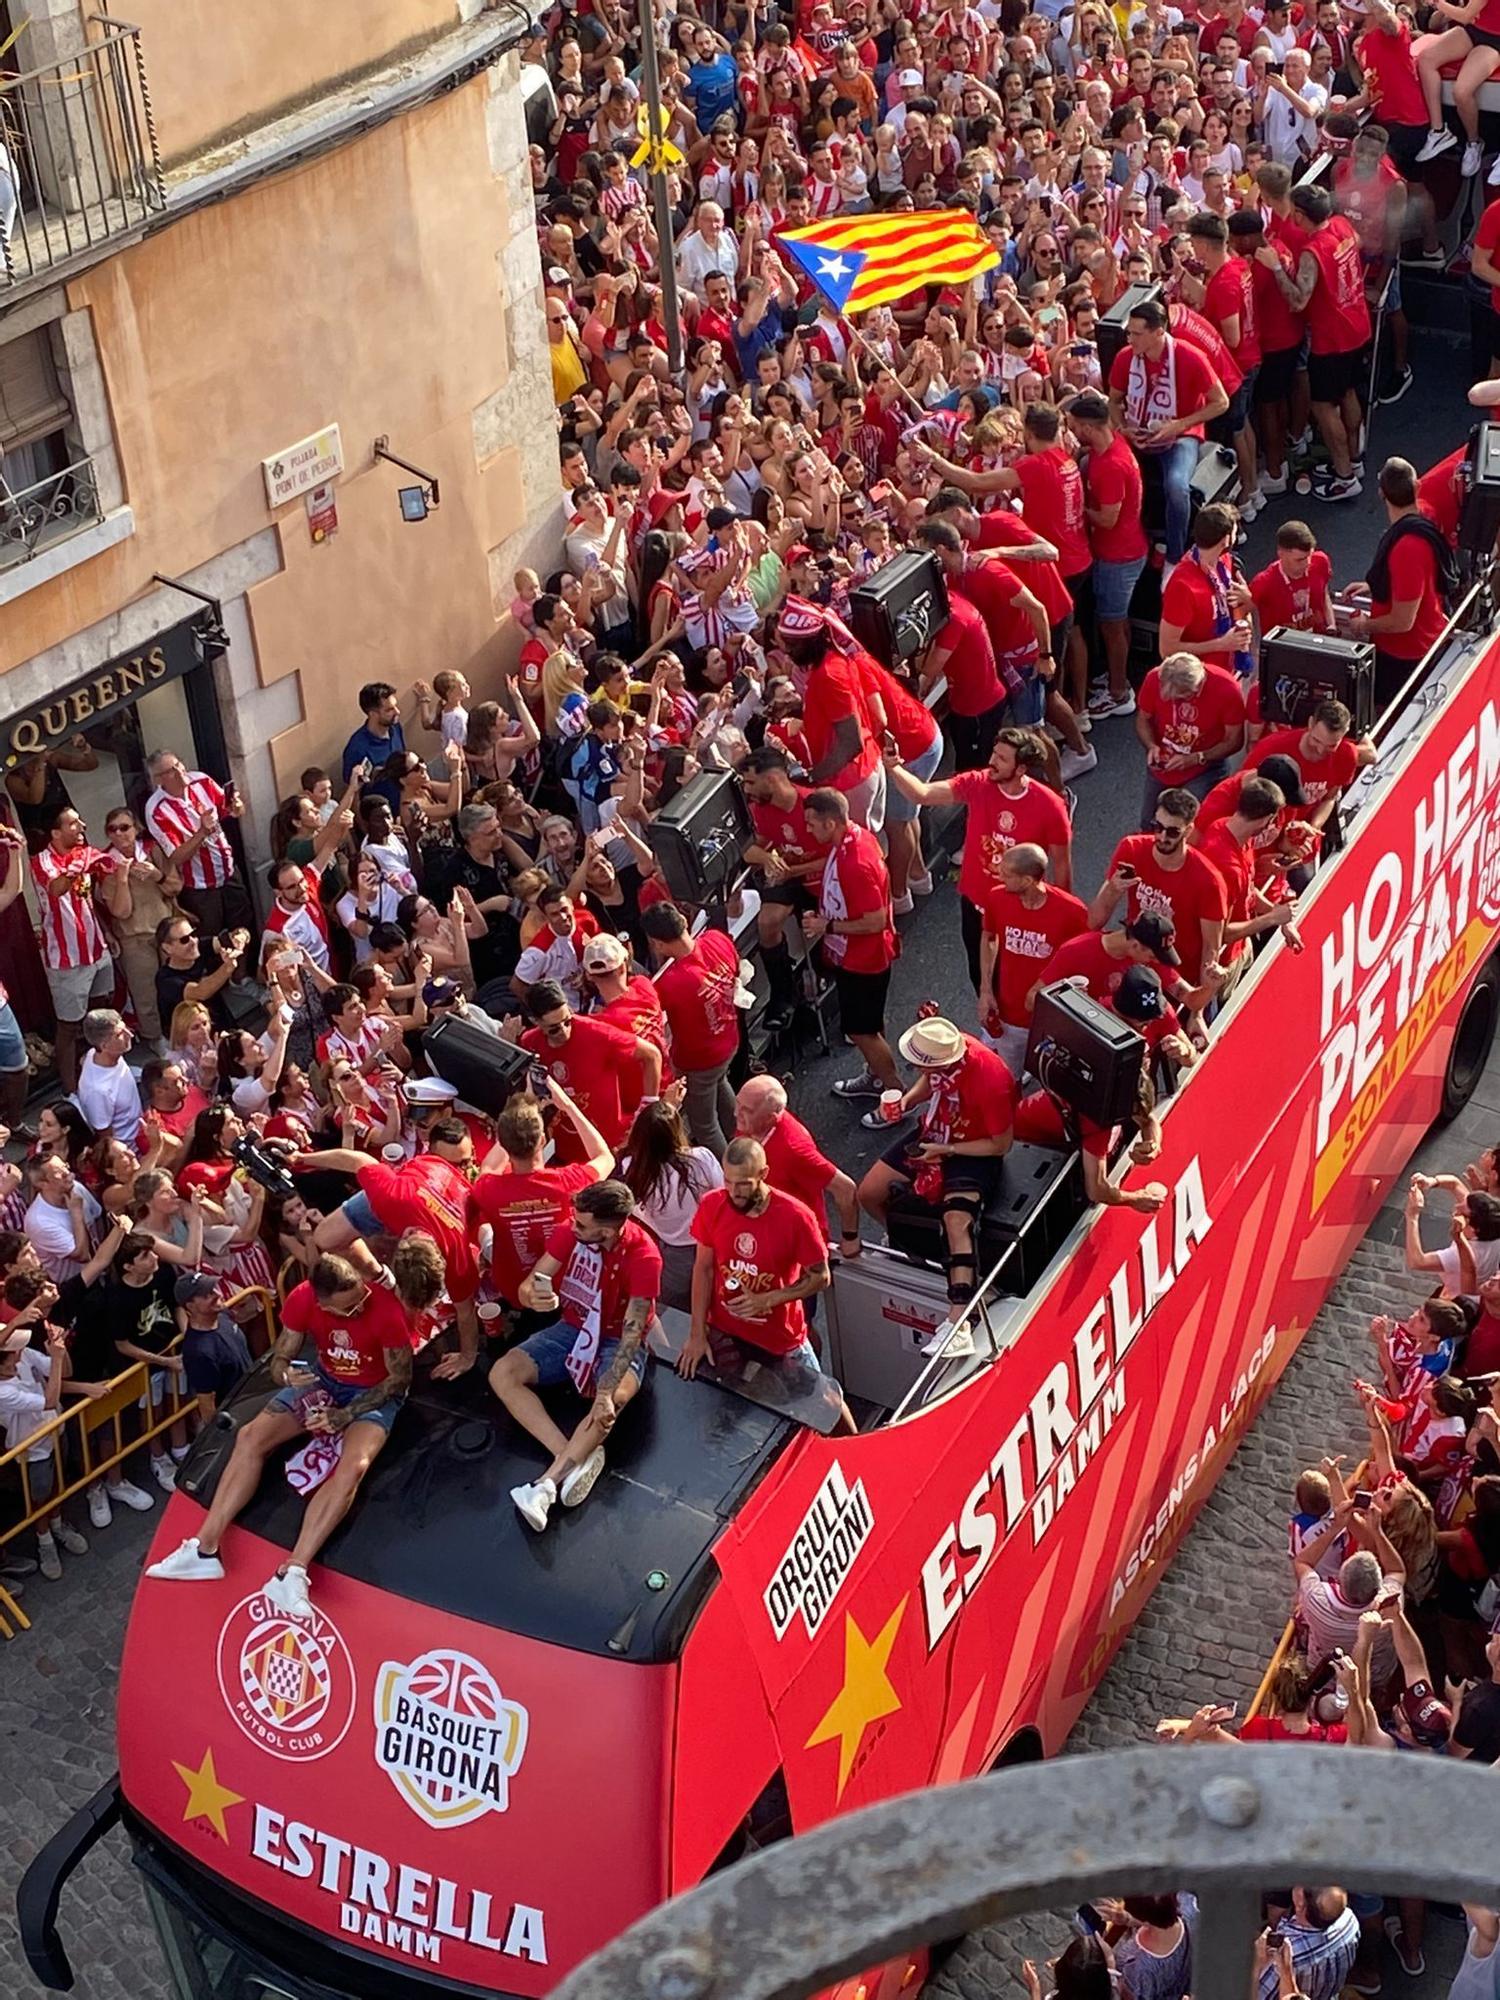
[897,67,924,85]
[406,1076,460,1106]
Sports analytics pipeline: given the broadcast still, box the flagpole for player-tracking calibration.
[846,322,931,424]
[638,0,684,376]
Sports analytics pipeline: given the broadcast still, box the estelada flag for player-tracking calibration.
[790,34,824,78]
[776,208,1000,315]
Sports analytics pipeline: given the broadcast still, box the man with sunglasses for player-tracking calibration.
[1089,787,1230,993]
[153,912,243,1034]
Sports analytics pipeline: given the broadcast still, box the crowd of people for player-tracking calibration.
[0,0,1499,1986]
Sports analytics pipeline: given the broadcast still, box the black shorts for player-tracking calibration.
[1255,345,1300,404]
[1209,373,1255,442]
[760,879,817,913]
[878,1134,1006,1204]
[1468,25,1500,53]
[831,962,891,1039]
[1307,345,1365,406]
[1385,120,1426,178]
[1487,307,1500,364]
[1062,566,1093,633]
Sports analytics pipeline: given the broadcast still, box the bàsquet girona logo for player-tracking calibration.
[373,1649,529,1830]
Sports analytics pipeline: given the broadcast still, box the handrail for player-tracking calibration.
[0,1283,275,1638]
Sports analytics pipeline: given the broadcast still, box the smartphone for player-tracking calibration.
[1039,194,1053,215]
[1074,1904,1105,1938]
[1116,862,1138,881]
[1353,1488,1374,1511]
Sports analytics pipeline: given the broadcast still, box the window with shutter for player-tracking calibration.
[0,327,70,453]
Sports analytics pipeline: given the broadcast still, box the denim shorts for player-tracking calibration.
[1092,554,1147,622]
[0,999,26,1074]
[884,732,944,823]
[1010,667,1047,728]
[266,1362,404,1433]
[339,1189,383,1236]
[520,1321,647,1391]
[706,1327,824,1397]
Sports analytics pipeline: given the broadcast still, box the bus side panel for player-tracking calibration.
[669,1577,782,1890]
[710,640,1500,1830]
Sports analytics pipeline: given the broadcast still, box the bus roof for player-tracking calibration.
[205,1361,794,1665]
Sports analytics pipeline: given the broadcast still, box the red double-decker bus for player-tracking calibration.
[22,612,1500,2000]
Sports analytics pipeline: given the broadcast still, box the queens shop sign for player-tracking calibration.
[0,616,201,767]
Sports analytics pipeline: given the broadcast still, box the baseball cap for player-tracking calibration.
[897,66,924,85]
[898,1017,966,1070]
[174,1271,219,1306]
[421,979,461,1010]
[406,1075,460,1105]
[706,505,744,531]
[263,1111,310,1144]
[1113,965,1167,1022]
[1125,912,1182,968]
[1257,753,1306,808]
[1398,1679,1453,1748]
[582,933,630,975]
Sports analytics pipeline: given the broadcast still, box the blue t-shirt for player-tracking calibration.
[687,53,739,128]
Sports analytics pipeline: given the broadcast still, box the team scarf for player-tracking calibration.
[1124,335,1180,437]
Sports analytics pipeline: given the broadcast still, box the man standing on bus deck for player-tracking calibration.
[145,1242,445,1618]
[495,1179,663,1532]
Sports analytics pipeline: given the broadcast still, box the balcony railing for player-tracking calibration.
[0,16,165,292]
[0,452,104,568]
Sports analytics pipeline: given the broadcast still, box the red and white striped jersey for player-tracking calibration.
[261,869,331,973]
[317,1014,389,1072]
[144,776,234,892]
[31,842,110,970]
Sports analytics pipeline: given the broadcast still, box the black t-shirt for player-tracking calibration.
[1455,1679,1500,1763]
[104,1268,178,1363]
[156,956,233,1032]
[183,1316,253,1403]
[430,849,520,984]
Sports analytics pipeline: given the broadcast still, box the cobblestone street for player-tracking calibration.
[4,1086,1497,1999]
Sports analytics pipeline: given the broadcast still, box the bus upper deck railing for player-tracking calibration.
[0,1284,275,1638]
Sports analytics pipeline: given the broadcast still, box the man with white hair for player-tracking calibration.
[75,1009,141,1145]
[676,200,739,296]
[735,1077,863,1260]
[1136,649,1247,825]
[142,749,250,943]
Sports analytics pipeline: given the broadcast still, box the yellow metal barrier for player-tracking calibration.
[0,1285,276,1639]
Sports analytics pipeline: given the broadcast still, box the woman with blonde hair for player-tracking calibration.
[167,1002,216,1088]
[542,648,590,740]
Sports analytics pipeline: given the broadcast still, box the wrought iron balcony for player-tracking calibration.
[0,16,165,293]
[0,452,104,569]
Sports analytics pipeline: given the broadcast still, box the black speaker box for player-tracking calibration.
[422,1016,533,1117]
[847,551,950,668]
[644,766,752,905]
[1025,980,1145,1132]
[1096,281,1163,371]
[886,1141,1083,1296]
[1460,421,1500,561]
[1259,626,1376,733]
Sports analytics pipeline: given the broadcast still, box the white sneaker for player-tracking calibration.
[1490,154,1500,187]
[170,1442,191,1462]
[151,1454,176,1493]
[919,1318,976,1359]
[1417,128,1457,163]
[511,1478,556,1532]
[87,1485,112,1530]
[1260,471,1289,496]
[107,1477,154,1512]
[560,1447,606,1509]
[37,1534,61,1581]
[1240,491,1264,520]
[908,870,934,896]
[1463,139,1484,177]
[1103,691,1137,717]
[1058,744,1098,781]
[146,1536,225,1582]
[891,891,914,916]
[263,1565,313,1622]
[54,1522,88,1556]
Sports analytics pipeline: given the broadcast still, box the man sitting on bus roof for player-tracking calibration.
[494,1179,662,1533]
[145,1239,445,1619]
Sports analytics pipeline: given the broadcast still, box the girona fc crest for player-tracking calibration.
[373,1648,528,1830]
[215,1590,356,1762]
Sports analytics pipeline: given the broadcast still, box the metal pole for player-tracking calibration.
[637,0,683,375]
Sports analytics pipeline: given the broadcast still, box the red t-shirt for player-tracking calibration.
[1043,928,1177,1001]
[920,1037,1017,1143]
[981,884,1089,1027]
[1139,660,1246,775]
[855,653,940,761]
[1108,333,1221,439]
[472,1161,601,1303]
[691,1185,827,1355]
[1478,196,1500,317]
[520,1014,642,1157]
[950,769,1071,909]
[594,974,674,1089]
[1084,433,1147,564]
[1238,1715,1348,1745]
[655,930,742,1070]
[1159,556,1223,648]
[952,559,1041,678]
[932,587,1004,717]
[281,1278,414,1388]
[1419,445,1467,545]
[803,652,878,785]
[1015,446,1090,577]
[543,1214,662,1346]
[973,511,1072,624]
[1333,153,1404,260]
[1250,554,1334,634]
[1204,255,1260,369]
[1246,724,1359,809]
[1194,819,1256,934]
[355,1155,479,1302]
[1198,775,1307,889]
[760,1110,837,1230]
[1103,833,1228,986]
[748,783,831,868]
[1014,1086,1111,1160]
[1243,240,1304,354]
[1355,20,1427,132]
[1301,215,1372,356]
[819,826,894,974]
[1371,530,1448,663]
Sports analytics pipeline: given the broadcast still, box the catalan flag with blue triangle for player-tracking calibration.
[776,208,1000,316]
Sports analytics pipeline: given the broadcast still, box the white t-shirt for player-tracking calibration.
[24,1186,101,1282]
[75,1052,142,1145]
[1437,1234,1500,1295]
[0,1348,52,1461]
[1263,80,1327,165]
[440,705,469,749]
[513,931,588,1009]
[628,1148,724,1247]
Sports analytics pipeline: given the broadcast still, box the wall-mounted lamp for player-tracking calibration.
[373,437,441,521]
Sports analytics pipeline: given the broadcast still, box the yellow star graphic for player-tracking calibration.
[172,1746,244,1842]
[804,1596,908,1798]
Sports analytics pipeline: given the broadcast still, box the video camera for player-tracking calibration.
[230,1132,300,1206]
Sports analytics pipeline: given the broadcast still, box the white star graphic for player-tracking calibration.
[817,253,851,283]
